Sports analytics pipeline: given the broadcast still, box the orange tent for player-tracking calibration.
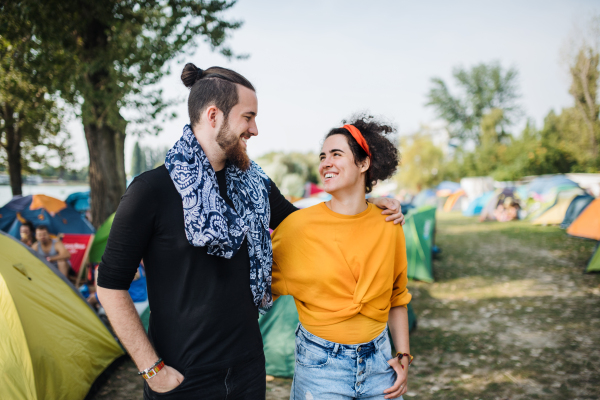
[29,195,66,214]
[567,198,600,240]
[443,189,466,212]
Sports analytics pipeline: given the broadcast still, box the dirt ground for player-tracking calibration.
[90,213,600,399]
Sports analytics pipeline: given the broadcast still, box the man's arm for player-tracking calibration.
[97,176,182,393]
[268,179,298,230]
[50,240,71,261]
[97,287,183,392]
[268,179,405,229]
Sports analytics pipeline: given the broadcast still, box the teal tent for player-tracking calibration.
[463,191,494,217]
[259,296,417,377]
[404,206,436,282]
[561,194,594,229]
[259,296,298,377]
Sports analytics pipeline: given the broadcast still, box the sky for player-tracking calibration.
[65,0,600,170]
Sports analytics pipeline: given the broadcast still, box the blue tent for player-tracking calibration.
[437,181,461,193]
[560,194,595,229]
[0,196,31,232]
[412,189,437,208]
[463,191,495,216]
[65,191,90,213]
[0,195,94,237]
[527,175,579,196]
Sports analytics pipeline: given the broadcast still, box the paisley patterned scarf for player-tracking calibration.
[165,125,273,313]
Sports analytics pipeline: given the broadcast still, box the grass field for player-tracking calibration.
[91,212,600,400]
[403,212,599,399]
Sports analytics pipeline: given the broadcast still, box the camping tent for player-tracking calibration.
[527,175,579,197]
[587,244,600,273]
[259,295,417,377]
[436,181,461,197]
[404,206,436,282]
[443,189,466,212]
[561,194,595,229]
[89,213,115,264]
[567,199,600,240]
[259,296,298,377]
[411,189,437,208]
[460,177,495,200]
[532,192,581,226]
[463,191,495,217]
[0,231,124,400]
[65,191,91,213]
[0,194,94,236]
[479,188,516,221]
[525,187,583,221]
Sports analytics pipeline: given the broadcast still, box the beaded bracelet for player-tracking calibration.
[138,358,165,380]
[396,353,414,370]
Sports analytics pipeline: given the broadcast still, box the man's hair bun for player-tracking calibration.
[181,63,203,89]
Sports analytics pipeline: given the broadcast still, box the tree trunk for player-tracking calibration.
[4,105,23,196]
[83,105,127,228]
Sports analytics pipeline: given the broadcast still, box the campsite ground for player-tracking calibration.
[90,213,600,400]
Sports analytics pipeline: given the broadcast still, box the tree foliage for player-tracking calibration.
[568,49,599,163]
[426,61,521,144]
[255,152,320,197]
[0,22,72,195]
[130,141,146,178]
[2,0,245,226]
[130,141,169,177]
[395,132,444,191]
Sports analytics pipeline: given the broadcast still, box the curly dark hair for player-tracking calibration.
[325,114,400,193]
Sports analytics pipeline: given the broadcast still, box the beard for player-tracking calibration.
[216,119,251,171]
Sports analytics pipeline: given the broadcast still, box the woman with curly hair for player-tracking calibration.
[271,116,412,399]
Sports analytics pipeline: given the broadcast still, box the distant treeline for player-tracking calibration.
[397,18,600,191]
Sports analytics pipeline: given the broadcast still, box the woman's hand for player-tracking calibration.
[369,197,405,225]
[383,357,408,399]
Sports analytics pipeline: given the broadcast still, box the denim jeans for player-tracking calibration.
[291,324,400,400]
[143,352,266,400]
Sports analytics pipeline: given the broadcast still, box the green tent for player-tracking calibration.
[404,206,436,282]
[89,213,115,264]
[140,305,151,332]
[89,212,151,330]
[259,296,298,377]
[587,244,600,273]
[259,296,417,378]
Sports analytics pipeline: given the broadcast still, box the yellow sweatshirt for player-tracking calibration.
[271,202,411,344]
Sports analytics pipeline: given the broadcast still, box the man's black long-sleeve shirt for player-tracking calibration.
[98,165,297,373]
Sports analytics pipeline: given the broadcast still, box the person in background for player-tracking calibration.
[19,220,36,247]
[88,261,147,310]
[494,197,520,222]
[271,116,412,399]
[31,225,72,277]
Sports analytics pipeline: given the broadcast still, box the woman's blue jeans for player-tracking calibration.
[291,324,401,400]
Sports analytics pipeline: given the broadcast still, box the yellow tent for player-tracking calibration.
[532,192,580,225]
[0,232,124,400]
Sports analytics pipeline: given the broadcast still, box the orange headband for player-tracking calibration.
[341,124,371,158]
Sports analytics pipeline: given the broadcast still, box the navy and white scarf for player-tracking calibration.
[165,125,273,313]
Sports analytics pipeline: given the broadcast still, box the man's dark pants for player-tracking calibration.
[143,353,266,400]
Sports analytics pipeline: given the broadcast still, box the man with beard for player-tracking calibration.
[97,64,405,400]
